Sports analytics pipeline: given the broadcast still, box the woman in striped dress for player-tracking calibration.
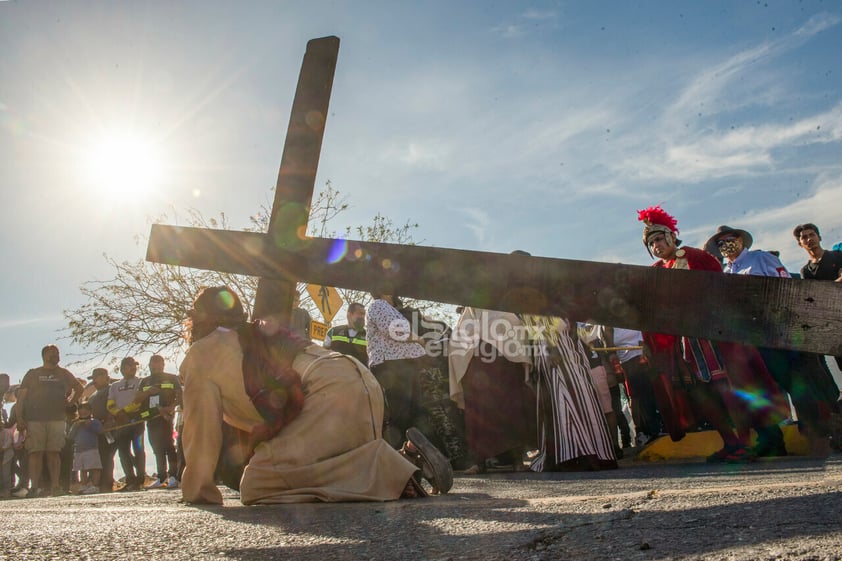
[523,315,617,471]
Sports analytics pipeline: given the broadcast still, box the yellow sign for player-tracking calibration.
[306,284,343,323]
[309,320,328,341]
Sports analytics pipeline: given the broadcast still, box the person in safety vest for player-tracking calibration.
[134,355,181,489]
[324,302,368,365]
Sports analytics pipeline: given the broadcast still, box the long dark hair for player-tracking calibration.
[185,286,247,345]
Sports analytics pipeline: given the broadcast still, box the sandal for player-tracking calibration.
[400,475,429,499]
[402,427,454,494]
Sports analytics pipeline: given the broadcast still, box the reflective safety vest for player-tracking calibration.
[325,325,369,364]
[138,374,180,421]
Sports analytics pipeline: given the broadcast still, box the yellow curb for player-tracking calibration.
[636,424,810,461]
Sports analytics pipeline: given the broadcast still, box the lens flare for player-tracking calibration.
[216,290,236,310]
[733,388,772,413]
[327,239,348,264]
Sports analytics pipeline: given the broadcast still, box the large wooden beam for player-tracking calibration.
[146,224,842,355]
[252,36,340,319]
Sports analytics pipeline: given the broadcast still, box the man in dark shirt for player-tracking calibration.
[86,367,116,492]
[16,345,84,497]
[135,355,181,489]
[794,223,842,281]
[792,223,842,454]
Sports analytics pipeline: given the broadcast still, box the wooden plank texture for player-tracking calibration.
[252,35,340,318]
[146,224,842,355]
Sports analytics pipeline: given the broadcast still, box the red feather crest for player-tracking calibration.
[637,205,678,232]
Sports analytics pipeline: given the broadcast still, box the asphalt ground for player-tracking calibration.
[2,452,841,561]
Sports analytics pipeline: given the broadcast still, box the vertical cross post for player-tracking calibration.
[252,36,340,321]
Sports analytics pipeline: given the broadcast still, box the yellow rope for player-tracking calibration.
[589,346,643,352]
[104,413,163,432]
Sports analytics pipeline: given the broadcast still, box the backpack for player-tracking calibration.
[237,320,311,446]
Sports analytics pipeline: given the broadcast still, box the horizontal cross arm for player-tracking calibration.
[146,224,842,355]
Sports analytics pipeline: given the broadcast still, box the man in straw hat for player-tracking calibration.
[703,225,792,457]
[704,225,789,277]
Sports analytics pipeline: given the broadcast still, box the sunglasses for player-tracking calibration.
[716,236,738,248]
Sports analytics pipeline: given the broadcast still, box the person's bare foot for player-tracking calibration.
[400,477,428,499]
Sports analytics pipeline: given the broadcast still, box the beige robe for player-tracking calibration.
[179,328,417,505]
[448,307,532,409]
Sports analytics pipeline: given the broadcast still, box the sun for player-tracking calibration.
[82,130,164,203]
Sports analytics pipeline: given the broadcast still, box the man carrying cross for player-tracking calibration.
[179,286,452,504]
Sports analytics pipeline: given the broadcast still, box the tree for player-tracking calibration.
[307,185,453,323]
[64,209,261,364]
[63,182,450,365]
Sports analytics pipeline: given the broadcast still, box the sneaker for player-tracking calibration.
[145,479,165,490]
[11,487,28,498]
[165,476,179,489]
[80,485,99,495]
[724,445,756,463]
[706,446,732,463]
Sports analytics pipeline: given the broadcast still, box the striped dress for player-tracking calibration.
[524,316,617,471]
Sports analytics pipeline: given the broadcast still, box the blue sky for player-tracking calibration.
[1,1,841,383]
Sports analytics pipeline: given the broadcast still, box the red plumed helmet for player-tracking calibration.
[637,205,678,232]
[638,205,680,251]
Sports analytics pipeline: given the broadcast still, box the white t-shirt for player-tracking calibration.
[107,377,143,410]
[612,328,643,363]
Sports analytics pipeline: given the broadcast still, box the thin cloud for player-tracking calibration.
[795,12,842,37]
[629,102,842,182]
[612,16,842,185]
[491,8,558,38]
[459,207,491,246]
[491,24,525,39]
[521,9,558,21]
[0,315,63,330]
[666,13,840,127]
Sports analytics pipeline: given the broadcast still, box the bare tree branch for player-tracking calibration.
[62,182,452,364]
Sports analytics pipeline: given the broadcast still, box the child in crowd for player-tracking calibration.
[69,402,103,495]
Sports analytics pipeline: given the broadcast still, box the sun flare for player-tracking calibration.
[82,130,163,203]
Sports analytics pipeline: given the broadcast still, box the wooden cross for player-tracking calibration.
[146,36,842,356]
[250,36,339,322]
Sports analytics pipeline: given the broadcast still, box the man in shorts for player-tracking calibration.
[16,345,84,497]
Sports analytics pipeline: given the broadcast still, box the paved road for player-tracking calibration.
[2,455,841,561]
